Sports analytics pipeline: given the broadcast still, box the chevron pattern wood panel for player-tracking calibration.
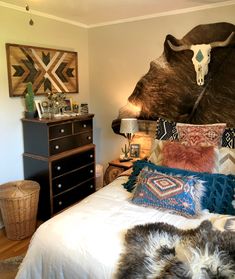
[6,43,78,97]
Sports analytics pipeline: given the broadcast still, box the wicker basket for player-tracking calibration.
[0,180,40,240]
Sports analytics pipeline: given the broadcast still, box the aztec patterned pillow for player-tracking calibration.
[176,123,226,147]
[148,139,219,173]
[156,117,234,148]
[132,167,204,218]
[123,160,235,215]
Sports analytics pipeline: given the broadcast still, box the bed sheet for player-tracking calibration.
[16,176,232,279]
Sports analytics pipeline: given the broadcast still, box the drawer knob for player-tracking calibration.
[90,169,93,173]
[56,166,61,171]
[58,201,63,205]
[58,184,62,188]
[90,185,94,189]
[87,136,92,140]
[83,124,87,128]
[60,129,65,133]
[55,145,60,150]
[89,154,93,158]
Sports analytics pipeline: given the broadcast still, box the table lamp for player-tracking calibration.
[120,118,139,160]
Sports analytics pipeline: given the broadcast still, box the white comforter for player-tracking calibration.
[16,176,226,279]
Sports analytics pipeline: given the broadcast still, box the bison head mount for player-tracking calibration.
[112,22,235,135]
[167,32,234,86]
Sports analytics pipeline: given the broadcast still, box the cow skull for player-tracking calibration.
[168,32,234,86]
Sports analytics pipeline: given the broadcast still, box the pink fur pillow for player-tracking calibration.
[162,141,216,173]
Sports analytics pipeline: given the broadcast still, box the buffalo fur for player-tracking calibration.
[115,220,235,279]
[113,22,235,130]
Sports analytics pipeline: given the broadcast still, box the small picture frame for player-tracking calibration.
[130,144,140,158]
[64,98,73,112]
[34,100,43,119]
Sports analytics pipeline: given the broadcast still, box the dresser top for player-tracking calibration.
[22,113,94,124]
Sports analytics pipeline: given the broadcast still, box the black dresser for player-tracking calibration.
[22,114,95,220]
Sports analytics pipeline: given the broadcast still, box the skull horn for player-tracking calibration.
[167,40,191,52]
[210,31,234,48]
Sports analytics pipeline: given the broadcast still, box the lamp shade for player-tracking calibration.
[120,118,139,134]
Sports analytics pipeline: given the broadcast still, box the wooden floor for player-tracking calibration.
[0,227,31,260]
[0,221,44,260]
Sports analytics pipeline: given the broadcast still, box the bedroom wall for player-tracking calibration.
[89,4,235,168]
[0,6,89,227]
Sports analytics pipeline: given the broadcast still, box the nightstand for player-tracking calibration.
[104,159,133,186]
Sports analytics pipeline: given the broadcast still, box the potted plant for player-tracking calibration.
[24,82,36,119]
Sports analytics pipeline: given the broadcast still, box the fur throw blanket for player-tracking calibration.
[115,221,235,279]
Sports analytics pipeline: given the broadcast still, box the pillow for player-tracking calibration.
[156,117,233,148]
[123,160,235,215]
[156,118,178,141]
[149,139,219,173]
[148,139,164,166]
[232,188,235,209]
[176,123,226,147]
[222,128,235,148]
[132,168,204,218]
[162,141,216,173]
[218,147,235,175]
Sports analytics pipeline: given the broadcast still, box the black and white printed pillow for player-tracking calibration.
[156,118,235,148]
[222,128,235,148]
[156,118,178,141]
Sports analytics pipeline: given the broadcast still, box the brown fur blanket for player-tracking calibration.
[115,220,235,279]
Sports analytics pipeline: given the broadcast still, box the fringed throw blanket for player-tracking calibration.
[115,221,235,279]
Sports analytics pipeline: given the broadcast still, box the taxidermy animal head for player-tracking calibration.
[167,32,234,85]
[113,22,235,127]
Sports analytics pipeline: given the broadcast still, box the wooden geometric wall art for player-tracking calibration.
[6,43,78,97]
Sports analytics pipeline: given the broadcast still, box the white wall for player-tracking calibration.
[0,6,89,185]
[89,4,235,168]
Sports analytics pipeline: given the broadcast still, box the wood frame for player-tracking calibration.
[34,100,43,119]
[130,143,140,158]
[6,43,78,97]
[64,98,73,112]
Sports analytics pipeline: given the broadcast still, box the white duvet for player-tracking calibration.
[16,176,226,279]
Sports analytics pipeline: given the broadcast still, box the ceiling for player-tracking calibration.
[0,0,233,27]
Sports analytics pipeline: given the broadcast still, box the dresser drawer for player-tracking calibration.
[52,148,95,177]
[50,135,74,155]
[53,178,95,213]
[52,164,95,195]
[73,131,93,147]
[74,119,92,133]
[50,132,93,155]
[49,123,72,139]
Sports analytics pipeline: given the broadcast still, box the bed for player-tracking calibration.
[16,120,235,279]
[15,172,235,279]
